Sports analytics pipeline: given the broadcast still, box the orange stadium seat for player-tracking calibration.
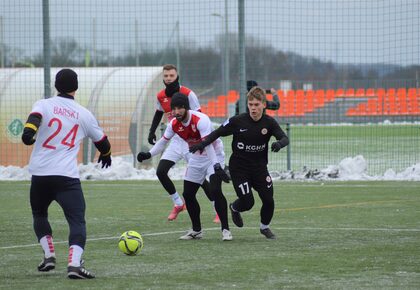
[295,90,305,116]
[285,90,295,116]
[345,88,355,97]
[304,90,315,113]
[335,88,344,97]
[326,89,335,102]
[355,88,365,97]
[314,90,325,108]
[366,88,375,97]
[227,90,239,103]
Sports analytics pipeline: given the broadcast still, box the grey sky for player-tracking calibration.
[1,0,419,65]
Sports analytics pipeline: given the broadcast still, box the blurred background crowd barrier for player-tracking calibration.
[0,0,419,175]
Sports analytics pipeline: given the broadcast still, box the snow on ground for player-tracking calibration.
[1,155,419,181]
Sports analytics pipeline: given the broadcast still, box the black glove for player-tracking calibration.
[224,165,231,181]
[189,143,205,154]
[214,163,230,183]
[148,132,156,145]
[98,153,112,168]
[271,140,283,152]
[137,152,151,162]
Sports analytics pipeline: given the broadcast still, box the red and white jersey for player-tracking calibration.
[163,110,223,154]
[28,96,106,178]
[156,86,201,121]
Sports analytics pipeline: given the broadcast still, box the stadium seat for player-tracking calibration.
[345,88,355,97]
[335,88,344,97]
[227,90,239,104]
[355,88,365,97]
[295,90,305,116]
[216,95,227,117]
[314,90,325,108]
[326,89,335,102]
[277,90,287,117]
[304,90,315,113]
[285,90,295,116]
[365,88,375,97]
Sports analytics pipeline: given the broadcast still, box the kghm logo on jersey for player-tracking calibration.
[191,124,196,132]
[178,126,184,132]
[236,142,266,152]
[261,128,268,135]
[163,98,168,102]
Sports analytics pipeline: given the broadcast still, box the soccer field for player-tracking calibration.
[0,180,419,289]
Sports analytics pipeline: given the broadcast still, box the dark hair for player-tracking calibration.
[170,93,190,110]
[246,80,258,92]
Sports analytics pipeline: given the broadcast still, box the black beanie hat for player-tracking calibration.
[171,92,190,110]
[55,69,78,93]
[247,80,258,92]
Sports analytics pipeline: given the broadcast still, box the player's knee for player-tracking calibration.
[156,166,169,180]
[32,209,48,218]
[242,194,255,211]
[262,196,274,207]
[182,190,194,202]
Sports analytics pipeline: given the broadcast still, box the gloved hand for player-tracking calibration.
[98,153,112,168]
[189,143,205,154]
[148,132,156,145]
[214,163,230,183]
[137,152,151,162]
[271,140,283,152]
[26,137,36,145]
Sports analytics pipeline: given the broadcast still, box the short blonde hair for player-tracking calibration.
[163,64,177,71]
[247,86,266,103]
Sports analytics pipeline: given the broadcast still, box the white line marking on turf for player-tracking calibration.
[1,226,418,250]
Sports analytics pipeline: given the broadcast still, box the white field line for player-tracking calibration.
[1,226,419,250]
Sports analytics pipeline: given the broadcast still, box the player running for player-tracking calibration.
[148,64,219,223]
[190,86,289,239]
[138,93,232,241]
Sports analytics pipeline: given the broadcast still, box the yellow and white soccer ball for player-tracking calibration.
[118,230,144,256]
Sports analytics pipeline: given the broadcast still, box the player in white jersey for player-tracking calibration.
[21,69,112,279]
[147,64,219,223]
[138,93,232,241]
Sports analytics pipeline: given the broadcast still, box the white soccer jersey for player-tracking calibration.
[157,110,225,184]
[155,86,201,121]
[28,96,105,178]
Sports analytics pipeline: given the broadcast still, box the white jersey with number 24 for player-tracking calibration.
[28,96,105,178]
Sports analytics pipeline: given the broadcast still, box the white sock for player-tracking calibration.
[260,223,270,230]
[171,192,184,206]
[39,235,55,258]
[68,245,84,267]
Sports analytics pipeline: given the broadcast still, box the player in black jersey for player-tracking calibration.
[190,86,289,239]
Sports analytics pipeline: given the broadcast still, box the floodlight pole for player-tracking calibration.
[42,0,51,98]
[135,19,139,66]
[238,0,246,113]
[0,16,4,68]
[176,21,180,75]
[224,0,229,94]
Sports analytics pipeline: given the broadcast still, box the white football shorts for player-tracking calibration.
[161,134,191,163]
[184,151,225,185]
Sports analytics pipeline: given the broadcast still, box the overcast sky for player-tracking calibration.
[1,0,420,65]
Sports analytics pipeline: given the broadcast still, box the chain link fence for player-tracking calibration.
[1,0,419,175]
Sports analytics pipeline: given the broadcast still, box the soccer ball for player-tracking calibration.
[118,230,144,256]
